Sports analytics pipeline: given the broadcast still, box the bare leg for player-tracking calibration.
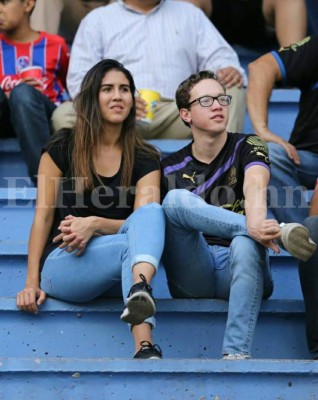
[131,323,153,354]
[132,262,155,284]
[263,0,307,47]
[130,263,158,356]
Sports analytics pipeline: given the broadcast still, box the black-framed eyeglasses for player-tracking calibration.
[187,95,232,108]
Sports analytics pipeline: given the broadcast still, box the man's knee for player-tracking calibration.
[51,101,76,132]
[303,216,318,243]
[162,189,191,209]
[231,235,266,262]
[9,84,35,105]
[226,86,246,132]
[267,142,287,162]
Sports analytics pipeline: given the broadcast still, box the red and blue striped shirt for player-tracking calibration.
[0,31,69,104]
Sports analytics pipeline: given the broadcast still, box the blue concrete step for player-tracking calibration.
[0,252,302,301]
[0,186,304,301]
[0,357,317,400]
[0,297,308,360]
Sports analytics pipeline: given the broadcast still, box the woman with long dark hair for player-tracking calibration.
[16,59,165,359]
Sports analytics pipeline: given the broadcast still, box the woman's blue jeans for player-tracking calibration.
[162,189,273,357]
[267,142,318,223]
[41,203,165,327]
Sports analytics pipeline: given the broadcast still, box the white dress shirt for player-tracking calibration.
[67,0,246,99]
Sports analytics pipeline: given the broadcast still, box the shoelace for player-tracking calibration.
[139,340,162,356]
[138,273,153,295]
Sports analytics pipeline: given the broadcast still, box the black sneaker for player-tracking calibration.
[134,341,163,359]
[120,274,156,325]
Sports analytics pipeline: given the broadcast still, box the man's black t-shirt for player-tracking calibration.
[161,132,270,246]
[272,35,318,153]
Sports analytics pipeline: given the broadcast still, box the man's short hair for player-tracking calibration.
[175,70,225,110]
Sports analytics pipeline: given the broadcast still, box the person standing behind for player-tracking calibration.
[17,59,165,359]
[0,0,69,184]
[210,0,307,49]
[161,70,316,359]
[299,182,318,359]
[53,0,246,139]
[247,36,318,224]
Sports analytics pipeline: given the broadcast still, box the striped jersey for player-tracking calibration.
[0,31,69,104]
[161,133,270,246]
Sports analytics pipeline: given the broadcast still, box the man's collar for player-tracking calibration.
[119,0,165,13]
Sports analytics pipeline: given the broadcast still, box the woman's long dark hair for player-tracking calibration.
[70,59,158,191]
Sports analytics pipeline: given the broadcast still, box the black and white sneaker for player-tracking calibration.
[120,274,156,325]
[134,341,163,359]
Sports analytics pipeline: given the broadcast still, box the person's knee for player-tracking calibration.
[303,216,318,243]
[9,84,35,106]
[51,101,76,132]
[0,87,6,103]
[230,235,267,268]
[162,189,189,210]
[267,142,286,162]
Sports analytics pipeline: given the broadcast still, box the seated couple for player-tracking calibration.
[17,61,317,360]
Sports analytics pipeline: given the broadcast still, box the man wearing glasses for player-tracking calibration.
[160,70,316,360]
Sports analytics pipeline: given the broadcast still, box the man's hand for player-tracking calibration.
[19,76,45,91]
[248,219,282,253]
[217,67,243,89]
[135,95,148,120]
[277,140,300,165]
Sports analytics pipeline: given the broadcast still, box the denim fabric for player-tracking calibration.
[267,142,318,223]
[299,215,318,358]
[5,84,56,181]
[162,189,273,357]
[41,203,165,327]
[0,89,15,138]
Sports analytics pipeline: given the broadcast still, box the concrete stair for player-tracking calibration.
[1,88,317,400]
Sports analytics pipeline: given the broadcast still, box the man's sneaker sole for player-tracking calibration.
[281,223,317,262]
[223,354,251,360]
[120,291,156,325]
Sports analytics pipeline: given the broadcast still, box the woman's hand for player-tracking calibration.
[53,215,95,255]
[16,287,46,313]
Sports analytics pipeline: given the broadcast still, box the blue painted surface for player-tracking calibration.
[0,297,308,359]
[0,358,318,400]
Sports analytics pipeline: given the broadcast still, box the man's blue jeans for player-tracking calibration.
[41,203,165,327]
[267,142,318,223]
[162,189,273,357]
[0,84,56,182]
